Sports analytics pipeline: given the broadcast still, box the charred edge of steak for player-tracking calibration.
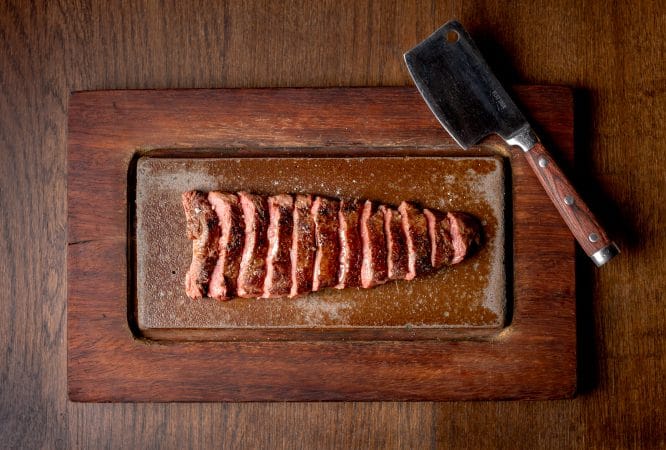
[223,195,245,296]
[263,194,294,298]
[182,191,220,299]
[236,192,270,298]
[290,194,316,298]
[447,211,483,264]
[207,192,243,300]
[311,196,341,291]
[360,201,388,288]
[336,199,363,289]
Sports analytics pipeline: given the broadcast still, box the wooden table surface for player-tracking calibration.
[1,0,664,448]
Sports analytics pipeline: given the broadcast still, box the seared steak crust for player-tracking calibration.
[336,199,363,289]
[360,201,388,288]
[290,195,316,297]
[424,208,454,269]
[447,211,483,264]
[384,206,409,280]
[263,195,294,298]
[236,192,270,298]
[207,192,244,300]
[182,191,220,299]
[312,196,340,291]
[398,202,431,281]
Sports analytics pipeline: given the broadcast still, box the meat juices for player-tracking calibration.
[399,202,431,281]
[236,192,270,298]
[383,206,409,280]
[182,191,483,300]
[207,192,244,300]
[290,195,316,297]
[336,199,363,289]
[182,191,220,299]
[263,195,294,298]
[311,196,340,291]
[360,200,388,288]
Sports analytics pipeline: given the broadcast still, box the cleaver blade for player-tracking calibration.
[404,20,619,267]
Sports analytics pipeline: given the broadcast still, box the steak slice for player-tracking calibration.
[262,194,294,298]
[360,200,388,288]
[423,208,454,269]
[398,202,431,280]
[311,196,340,291]
[290,194,316,297]
[336,199,363,289]
[383,206,409,280]
[207,192,244,300]
[447,211,483,264]
[236,192,270,298]
[182,191,220,299]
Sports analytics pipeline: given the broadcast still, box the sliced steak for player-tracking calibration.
[360,200,388,288]
[398,202,431,280]
[383,206,409,280]
[311,196,340,291]
[447,211,483,264]
[207,192,244,300]
[336,199,363,289]
[262,194,294,298]
[183,191,484,300]
[236,192,270,298]
[290,194,316,297]
[182,191,220,299]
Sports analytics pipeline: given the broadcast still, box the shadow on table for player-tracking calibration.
[573,88,632,395]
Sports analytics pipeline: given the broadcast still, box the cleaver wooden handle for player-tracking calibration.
[523,142,619,266]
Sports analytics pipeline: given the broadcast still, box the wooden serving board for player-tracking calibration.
[68,86,575,401]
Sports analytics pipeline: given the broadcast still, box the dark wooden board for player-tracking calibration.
[67,86,575,401]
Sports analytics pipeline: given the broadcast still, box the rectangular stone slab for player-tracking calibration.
[134,155,506,340]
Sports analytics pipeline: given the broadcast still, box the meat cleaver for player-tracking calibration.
[404,20,619,267]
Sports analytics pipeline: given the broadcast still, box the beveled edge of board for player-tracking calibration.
[67,86,576,401]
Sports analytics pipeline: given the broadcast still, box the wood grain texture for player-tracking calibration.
[67,86,574,402]
[523,142,614,259]
[1,0,664,448]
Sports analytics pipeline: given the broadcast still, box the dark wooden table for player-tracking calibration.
[1,1,664,448]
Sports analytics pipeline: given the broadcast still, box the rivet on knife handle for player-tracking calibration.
[404,20,620,266]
